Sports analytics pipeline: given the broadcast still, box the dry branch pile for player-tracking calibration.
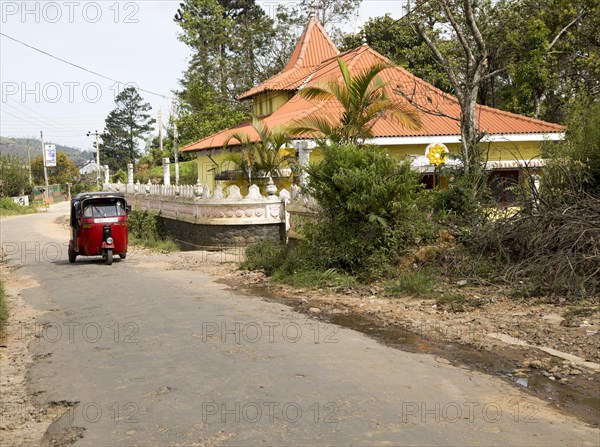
[471,194,600,297]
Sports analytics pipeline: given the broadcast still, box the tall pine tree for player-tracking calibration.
[100,87,155,171]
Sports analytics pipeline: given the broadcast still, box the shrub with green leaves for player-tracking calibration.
[111,169,128,183]
[128,209,167,242]
[303,143,437,280]
[433,172,488,224]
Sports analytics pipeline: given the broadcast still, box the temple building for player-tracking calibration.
[181,17,564,201]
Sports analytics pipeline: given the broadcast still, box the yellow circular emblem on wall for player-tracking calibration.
[425,143,449,166]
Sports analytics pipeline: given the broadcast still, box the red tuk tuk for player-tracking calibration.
[68,192,129,265]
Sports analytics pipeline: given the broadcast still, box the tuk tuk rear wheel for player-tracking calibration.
[68,248,76,263]
[106,249,113,265]
[119,252,126,259]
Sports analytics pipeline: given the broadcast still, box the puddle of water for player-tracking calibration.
[515,377,529,388]
[244,284,600,427]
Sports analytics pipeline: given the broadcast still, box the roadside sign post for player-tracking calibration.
[40,131,50,201]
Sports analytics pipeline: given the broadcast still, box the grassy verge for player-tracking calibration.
[241,242,488,312]
[129,235,180,252]
[240,241,358,289]
[0,198,40,217]
[0,280,8,329]
[384,270,437,299]
[272,268,357,289]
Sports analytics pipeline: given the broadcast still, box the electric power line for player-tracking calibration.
[0,32,174,100]
[3,98,86,134]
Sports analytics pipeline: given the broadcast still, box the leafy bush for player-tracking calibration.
[127,209,178,251]
[134,160,198,185]
[433,173,488,224]
[0,154,31,197]
[537,98,600,203]
[112,169,128,183]
[303,143,437,280]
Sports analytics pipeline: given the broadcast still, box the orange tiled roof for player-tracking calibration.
[182,32,564,153]
[237,17,338,100]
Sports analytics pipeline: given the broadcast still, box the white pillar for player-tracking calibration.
[163,158,171,186]
[127,163,134,185]
[293,140,315,186]
[104,165,110,184]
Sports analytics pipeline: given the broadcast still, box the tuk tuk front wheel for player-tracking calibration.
[106,249,113,266]
[68,248,76,263]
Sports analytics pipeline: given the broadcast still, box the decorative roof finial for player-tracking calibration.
[309,0,316,19]
[361,30,367,45]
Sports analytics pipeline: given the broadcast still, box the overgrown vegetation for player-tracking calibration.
[243,100,599,303]
[466,99,600,298]
[127,209,179,251]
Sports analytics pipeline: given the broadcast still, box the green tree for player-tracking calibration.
[276,0,362,43]
[31,152,78,185]
[289,58,421,145]
[174,0,284,145]
[489,0,598,122]
[175,0,279,100]
[0,154,30,196]
[175,73,247,146]
[341,14,452,93]
[100,86,155,171]
[541,98,600,199]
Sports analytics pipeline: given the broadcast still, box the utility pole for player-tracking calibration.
[158,109,163,157]
[40,131,49,201]
[171,100,179,186]
[87,130,101,187]
[26,138,32,186]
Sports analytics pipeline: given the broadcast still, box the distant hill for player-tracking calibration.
[0,136,95,167]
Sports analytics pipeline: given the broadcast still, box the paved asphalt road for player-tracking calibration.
[1,203,598,446]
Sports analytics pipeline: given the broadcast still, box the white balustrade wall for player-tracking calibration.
[104,181,291,227]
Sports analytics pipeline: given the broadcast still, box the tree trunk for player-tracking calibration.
[460,88,480,174]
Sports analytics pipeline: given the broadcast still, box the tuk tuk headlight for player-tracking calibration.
[106,237,114,244]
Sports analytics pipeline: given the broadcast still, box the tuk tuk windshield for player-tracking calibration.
[82,199,126,218]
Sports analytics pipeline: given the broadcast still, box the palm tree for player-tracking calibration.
[289,58,422,145]
[223,118,293,185]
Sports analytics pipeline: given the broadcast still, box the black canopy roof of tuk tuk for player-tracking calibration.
[70,192,127,224]
[71,192,126,204]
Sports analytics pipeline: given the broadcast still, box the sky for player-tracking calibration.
[0,1,405,153]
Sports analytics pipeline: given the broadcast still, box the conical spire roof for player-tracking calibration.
[238,17,338,100]
[283,16,338,71]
